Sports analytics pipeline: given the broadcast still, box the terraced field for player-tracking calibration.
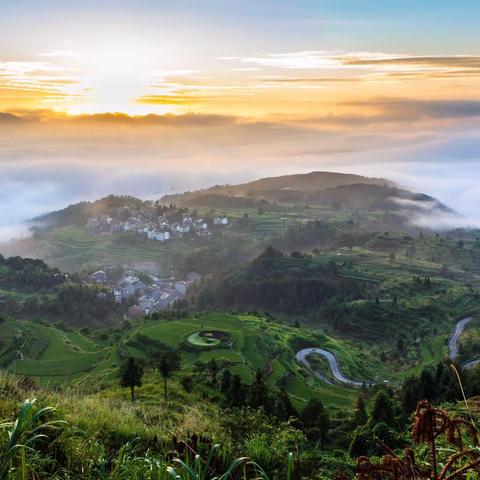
[1,313,379,406]
[0,308,470,406]
[124,312,390,406]
[249,217,289,237]
[35,226,174,272]
[0,318,109,384]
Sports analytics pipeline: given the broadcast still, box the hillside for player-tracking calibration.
[33,195,146,228]
[192,246,367,312]
[0,311,378,405]
[168,171,395,197]
[16,171,458,275]
[160,171,454,230]
[33,172,397,228]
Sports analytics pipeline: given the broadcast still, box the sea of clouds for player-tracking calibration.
[1,110,480,242]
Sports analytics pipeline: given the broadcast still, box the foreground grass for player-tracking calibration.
[0,371,312,479]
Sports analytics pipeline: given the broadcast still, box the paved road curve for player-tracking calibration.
[462,359,480,370]
[296,348,364,387]
[297,315,478,386]
[448,317,472,360]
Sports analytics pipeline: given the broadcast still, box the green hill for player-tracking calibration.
[192,247,366,313]
[1,312,383,406]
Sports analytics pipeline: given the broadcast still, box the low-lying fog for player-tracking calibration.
[1,111,480,242]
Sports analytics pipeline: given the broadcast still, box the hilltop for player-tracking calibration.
[165,171,395,197]
[33,195,146,229]
[160,171,453,227]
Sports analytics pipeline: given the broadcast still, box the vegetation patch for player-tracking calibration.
[186,330,231,348]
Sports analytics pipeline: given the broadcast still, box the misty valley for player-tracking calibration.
[1,171,480,479]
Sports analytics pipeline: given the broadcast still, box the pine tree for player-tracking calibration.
[401,377,421,414]
[275,389,297,421]
[120,357,144,402]
[300,398,330,447]
[220,369,232,394]
[370,390,396,428]
[229,374,246,407]
[159,356,171,401]
[248,371,271,411]
[420,368,435,401]
[208,358,218,386]
[352,394,368,428]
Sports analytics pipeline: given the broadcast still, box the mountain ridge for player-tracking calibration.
[31,170,455,231]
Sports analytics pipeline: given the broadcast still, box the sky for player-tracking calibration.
[1,0,480,238]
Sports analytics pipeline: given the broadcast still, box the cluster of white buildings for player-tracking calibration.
[87,213,229,243]
[103,271,202,316]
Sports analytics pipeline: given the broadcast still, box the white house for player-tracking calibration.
[115,281,135,300]
[145,228,156,240]
[156,291,182,310]
[187,272,201,283]
[124,275,139,285]
[174,281,189,296]
[113,288,122,303]
[133,280,146,293]
[194,220,208,230]
[153,231,170,241]
[138,295,154,312]
[175,224,190,234]
[91,270,106,283]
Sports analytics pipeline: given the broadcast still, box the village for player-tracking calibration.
[82,204,228,317]
[86,210,229,242]
[90,268,202,317]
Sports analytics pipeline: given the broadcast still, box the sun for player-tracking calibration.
[64,38,177,116]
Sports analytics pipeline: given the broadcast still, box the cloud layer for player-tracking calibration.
[1,103,480,240]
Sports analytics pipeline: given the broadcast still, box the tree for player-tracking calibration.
[153,352,180,401]
[352,394,368,428]
[220,369,232,394]
[274,389,297,421]
[300,398,330,447]
[120,357,144,402]
[370,390,396,428]
[228,374,246,407]
[248,371,271,411]
[401,377,421,414]
[159,356,171,401]
[419,368,435,401]
[207,358,218,386]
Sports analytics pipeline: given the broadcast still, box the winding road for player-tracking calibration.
[448,316,472,360]
[295,348,365,387]
[296,315,479,387]
[447,316,480,370]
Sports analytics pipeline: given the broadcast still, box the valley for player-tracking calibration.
[1,171,480,479]
[1,171,480,405]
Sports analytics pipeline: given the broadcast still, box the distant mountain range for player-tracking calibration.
[34,171,456,231]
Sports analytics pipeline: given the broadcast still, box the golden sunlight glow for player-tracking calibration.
[64,38,175,115]
[1,41,480,118]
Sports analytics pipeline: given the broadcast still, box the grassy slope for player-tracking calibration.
[129,313,363,407]
[0,318,109,382]
[1,313,368,407]
[33,226,174,272]
[10,202,349,272]
[2,307,460,408]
